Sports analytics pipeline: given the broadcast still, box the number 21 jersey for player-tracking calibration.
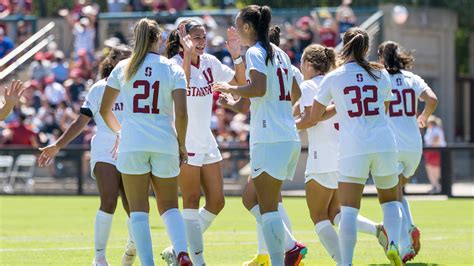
[107,52,187,155]
[315,62,396,158]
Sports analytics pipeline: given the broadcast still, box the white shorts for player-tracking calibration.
[250,141,301,181]
[90,159,116,180]
[117,151,180,178]
[397,151,422,179]
[90,148,116,180]
[305,171,339,189]
[338,152,398,189]
[187,146,222,167]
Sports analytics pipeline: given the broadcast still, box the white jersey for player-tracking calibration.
[299,75,339,174]
[245,42,300,145]
[170,53,234,153]
[107,52,187,155]
[292,65,304,86]
[82,79,124,162]
[315,62,397,158]
[388,70,429,153]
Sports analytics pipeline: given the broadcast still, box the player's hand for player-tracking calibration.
[178,24,194,54]
[226,27,241,59]
[111,134,120,160]
[217,93,235,108]
[417,114,428,128]
[38,144,59,167]
[212,82,234,94]
[179,145,188,167]
[3,80,26,106]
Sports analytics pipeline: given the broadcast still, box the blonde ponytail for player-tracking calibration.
[125,18,161,81]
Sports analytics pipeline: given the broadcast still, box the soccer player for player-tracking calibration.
[378,41,438,263]
[160,19,246,265]
[100,18,191,266]
[213,5,305,266]
[37,46,137,266]
[310,28,403,265]
[0,80,25,121]
[297,43,384,264]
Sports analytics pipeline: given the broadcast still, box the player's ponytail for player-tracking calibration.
[377,41,415,74]
[302,44,336,75]
[238,5,274,65]
[340,27,383,80]
[125,18,161,81]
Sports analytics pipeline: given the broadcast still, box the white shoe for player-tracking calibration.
[122,241,136,266]
[160,246,177,266]
[93,257,109,266]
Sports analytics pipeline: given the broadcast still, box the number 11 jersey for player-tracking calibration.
[315,62,396,159]
[107,52,187,155]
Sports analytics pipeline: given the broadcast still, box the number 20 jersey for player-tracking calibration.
[387,70,429,153]
[315,62,396,159]
[245,42,300,146]
[107,53,187,155]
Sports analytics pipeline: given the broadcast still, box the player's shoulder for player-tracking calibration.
[301,79,317,90]
[248,43,266,56]
[89,79,107,93]
[169,54,183,65]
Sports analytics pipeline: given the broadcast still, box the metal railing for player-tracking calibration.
[0,22,55,79]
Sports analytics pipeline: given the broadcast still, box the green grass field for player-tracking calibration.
[0,196,473,265]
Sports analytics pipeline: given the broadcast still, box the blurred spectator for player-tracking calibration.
[107,0,128,12]
[15,20,30,45]
[336,0,357,36]
[12,0,32,15]
[285,16,315,54]
[65,69,86,103]
[311,9,338,48]
[67,14,96,59]
[28,52,51,82]
[44,75,67,106]
[0,27,13,58]
[51,51,69,84]
[70,48,93,79]
[423,115,446,194]
[0,0,11,19]
[2,113,38,147]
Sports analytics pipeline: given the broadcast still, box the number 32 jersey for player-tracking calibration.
[315,62,396,159]
[245,42,300,146]
[387,70,429,153]
[107,52,187,155]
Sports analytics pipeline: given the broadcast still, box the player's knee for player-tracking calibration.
[183,193,201,209]
[207,196,225,214]
[328,208,341,224]
[100,197,118,214]
[242,193,257,211]
[311,211,330,224]
[157,199,178,215]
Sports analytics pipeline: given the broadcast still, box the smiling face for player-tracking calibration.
[188,26,206,56]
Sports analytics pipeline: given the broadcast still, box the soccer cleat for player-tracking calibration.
[284,242,308,266]
[161,246,177,266]
[121,241,136,266]
[409,225,421,255]
[177,252,193,266]
[376,224,389,252]
[386,241,403,266]
[401,245,416,263]
[92,258,109,266]
[242,254,270,266]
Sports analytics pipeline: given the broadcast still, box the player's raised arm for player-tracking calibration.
[0,80,26,121]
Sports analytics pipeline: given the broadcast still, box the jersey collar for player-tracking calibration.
[179,52,200,68]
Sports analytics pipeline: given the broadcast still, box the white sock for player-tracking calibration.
[399,204,411,250]
[401,197,414,225]
[126,217,135,245]
[315,220,342,264]
[161,208,188,255]
[278,203,292,232]
[199,207,216,233]
[250,205,268,254]
[94,210,113,261]
[338,206,359,265]
[334,212,377,236]
[130,212,154,266]
[381,201,402,247]
[183,209,205,265]
[262,212,285,266]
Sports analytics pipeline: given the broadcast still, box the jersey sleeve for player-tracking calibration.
[413,74,429,98]
[106,62,123,91]
[292,66,304,86]
[314,77,332,106]
[245,46,267,75]
[171,64,187,90]
[81,85,100,117]
[211,56,235,83]
[299,81,316,112]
